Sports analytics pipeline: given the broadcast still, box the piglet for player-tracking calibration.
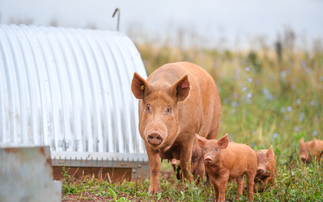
[197,134,257,202]
[300,137,323,163]
[254,145,276,192]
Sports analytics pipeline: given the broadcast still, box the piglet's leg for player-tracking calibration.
[235,175,244,200]
[217,175,229,202]
[145,143,161,194]
[257,176,272,192]
[246,172,255,201]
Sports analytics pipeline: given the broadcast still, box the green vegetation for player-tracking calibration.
[62,34,323,201]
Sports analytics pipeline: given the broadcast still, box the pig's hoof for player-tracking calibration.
[148,185,161,194]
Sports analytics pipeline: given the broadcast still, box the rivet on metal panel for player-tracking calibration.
[132,169,136,173]
[137,164,142,168]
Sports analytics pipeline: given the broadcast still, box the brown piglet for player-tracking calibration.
[197,134,257,202]
[300,137,323,163]
[254,145,276,192]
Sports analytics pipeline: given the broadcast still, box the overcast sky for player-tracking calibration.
[0,0,322,48]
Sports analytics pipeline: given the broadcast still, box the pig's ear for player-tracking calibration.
[218,133,229,149]
[170,75,190,102]
[196,134,206,148]
[266,145,275,160]
[131,72,150,99]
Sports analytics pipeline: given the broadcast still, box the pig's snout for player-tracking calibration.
[257,167,265,174]
[204,156,213,163]
[147,132,163,146]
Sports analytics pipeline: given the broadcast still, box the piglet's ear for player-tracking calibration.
[196,134,206,148]
[170,75,190,102]
[311,139,316,149]
[266,145,275,160]
[300,137,304,145]
[218,133,229,149]
[131,72,150,99]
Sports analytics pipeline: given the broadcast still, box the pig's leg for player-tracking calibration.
[213,183,219,202]
[194,157,205,184]
[217,175,229,202]
[235,175,244,200]
[179,141,193,182]
[145,143,161,194]
[246,172,256,201]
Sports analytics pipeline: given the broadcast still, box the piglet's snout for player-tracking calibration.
[147,132,163,146]
[300,155,307,162]
[257,167,265,173]
[204,156,213,163]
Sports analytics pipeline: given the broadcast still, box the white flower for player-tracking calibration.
[285,116,289,121]
[287,106,292,112]
[310,101,314,105]
[247,93,252,98]
[273,133,278,139]
[248,78,252,82]
[280,71,286,78]
[242,87,247,91]
[299,112,304,122]
[271,133,278,142]
[245,67,250,71]
[281,108,285,113]
[295,126,300,132]
[312,130,317,137]
[296,98,300,104]
[302,61,306,67]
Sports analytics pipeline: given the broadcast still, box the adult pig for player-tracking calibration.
[131,62,221,193]
[197,134,257,202]
[300,137,323,163]
[254,146,276,192]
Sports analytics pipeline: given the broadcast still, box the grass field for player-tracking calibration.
[62,35,323,201]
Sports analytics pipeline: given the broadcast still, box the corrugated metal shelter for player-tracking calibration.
[0,24,149,180]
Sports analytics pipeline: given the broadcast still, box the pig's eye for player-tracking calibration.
[265,161,267,163]
[146,104,151,112]
[165,106,172,114]
[215,148,218,151]
[204,148,206,151]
